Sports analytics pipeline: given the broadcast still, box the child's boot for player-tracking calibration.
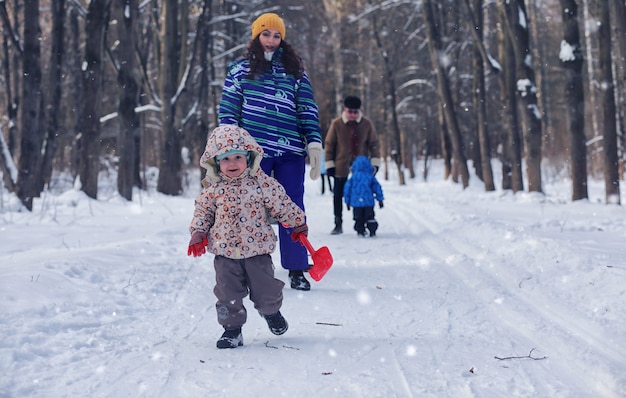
[367,218,378,237]
[216,327,243,349]
[262,311,289,335]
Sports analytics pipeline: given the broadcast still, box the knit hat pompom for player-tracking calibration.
[251,13,286,40]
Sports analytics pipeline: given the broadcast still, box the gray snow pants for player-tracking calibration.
[213,254,285,330]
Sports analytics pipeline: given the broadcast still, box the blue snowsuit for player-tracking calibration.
[343,156,384,236]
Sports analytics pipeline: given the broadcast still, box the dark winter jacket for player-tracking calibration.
[324,111,381,178]
[218,48,322,158]
[343,156,384,208]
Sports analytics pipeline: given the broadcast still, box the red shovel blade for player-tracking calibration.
[308,245,333,281]
[296,234,333,281]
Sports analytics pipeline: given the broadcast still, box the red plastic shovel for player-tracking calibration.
[295,234,333,281]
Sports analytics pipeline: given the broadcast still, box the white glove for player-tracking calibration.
[307,142,322,180]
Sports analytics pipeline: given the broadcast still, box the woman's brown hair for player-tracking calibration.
[245,38,304,80]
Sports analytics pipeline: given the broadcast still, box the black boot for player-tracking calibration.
[331,217,343,235]
[367,218,378,237]
[289,270,311,291]
[262,311,289,335]
[216,327,243,349]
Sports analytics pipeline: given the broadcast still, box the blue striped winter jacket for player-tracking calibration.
[218,48,322,158]
[344,156,385,208]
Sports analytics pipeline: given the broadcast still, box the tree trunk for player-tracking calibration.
[40,0,65,191]
[17,0,44,211]
[68,7,82,178]
[156,0,182,195]
[560,0,588,201]
[497,2,524,192]
[466,0,495,191]
[197,0,214,182]
[0,0,20,159]
[0,130,17,192]
[594,0,621,203]
[371,11,405,185]
[439,102,453,180]
[116,0,140,201]
[323,0,344,114]
[423,0,469,188]
[77,0,110,199]
[528,0,554,159]
[583,0,602,175]
[508,0,543,193]
[611,0,626,178]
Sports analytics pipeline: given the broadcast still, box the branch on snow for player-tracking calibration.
[495,348,547,361]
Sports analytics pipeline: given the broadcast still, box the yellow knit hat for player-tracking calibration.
[251,13,286,40]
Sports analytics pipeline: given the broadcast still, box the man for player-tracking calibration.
[324,96,381,234]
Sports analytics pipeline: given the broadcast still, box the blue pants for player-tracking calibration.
[261,154,308,271]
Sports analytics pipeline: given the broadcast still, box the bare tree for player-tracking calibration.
[115,0,140,200]
[156,0,182,195]
[505,0,543,193]
[464,0,496,191]
[423,0,469,188]
[40,0,65,190]
[611,0,626,175]
[76,0,111,199]
[560,0,588,201]
[189,0,214,183]
[369,4,406,185]
[0,0,21,161]
[497,1,524,192]
[593,0,621,204]
[16,0,44,210]
[323,0,344,116]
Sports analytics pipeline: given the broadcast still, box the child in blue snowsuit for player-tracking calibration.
[343,156,384,237]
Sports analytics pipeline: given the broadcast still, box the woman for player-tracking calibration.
[218,13,323,291]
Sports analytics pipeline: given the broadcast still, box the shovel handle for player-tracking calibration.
[297,233,316,255]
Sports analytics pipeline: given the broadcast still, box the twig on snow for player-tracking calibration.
[264,341,299,350]
[264,341,278,349]
[495,348,547,361]
[123,267,145,289]
[316,322,342,326]
[518,276,532,288]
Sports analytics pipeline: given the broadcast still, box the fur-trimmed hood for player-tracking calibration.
[200,125,264,184]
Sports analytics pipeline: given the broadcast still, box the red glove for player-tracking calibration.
[290,223,308,242]
[188,231,209,257]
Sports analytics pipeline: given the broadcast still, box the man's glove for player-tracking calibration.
[188,231,208,257]
[347,204,351,211]
[378,201,384,209]
[373,166,379,175]
[307,142,322,180]
[326,167,335,177]
[291,223,309,242]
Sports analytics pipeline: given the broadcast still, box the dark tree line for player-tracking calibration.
[0,0,624,210]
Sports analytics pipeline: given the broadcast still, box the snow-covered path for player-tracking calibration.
[1,165,625,397]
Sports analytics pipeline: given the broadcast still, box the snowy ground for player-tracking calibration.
[1,160,625,398]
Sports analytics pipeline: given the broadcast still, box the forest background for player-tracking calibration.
[0,0,625,210]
